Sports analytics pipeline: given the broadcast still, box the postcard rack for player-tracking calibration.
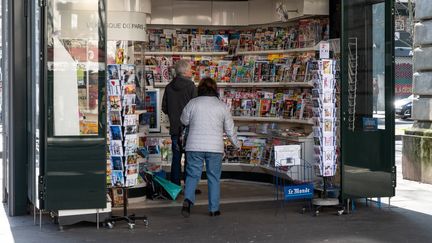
[106,63,148,229]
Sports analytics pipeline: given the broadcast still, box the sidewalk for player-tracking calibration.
[0,141,431,243]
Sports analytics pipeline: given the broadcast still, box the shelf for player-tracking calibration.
[153,82,170,88]
[153,81,314,88]
[233,116,314,125]
[237,46,317,55]
[145,46,317,56]
[217,81,314,88]
[145,51,228,56]
[237,132,312,140]
[161,163,292,180]
[146,133,171,137]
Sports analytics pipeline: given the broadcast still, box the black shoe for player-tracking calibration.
[209,211,221,217]
[181,200,191,218]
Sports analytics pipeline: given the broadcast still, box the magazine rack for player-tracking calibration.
[274,158,314,214]
[104,187,148,230]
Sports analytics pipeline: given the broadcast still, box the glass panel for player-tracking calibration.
[344,0,386,132]
[372,2,386,129]
[47,0,102,136]
[342,0,395,198]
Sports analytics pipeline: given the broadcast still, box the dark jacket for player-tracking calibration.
[162,76,197,136]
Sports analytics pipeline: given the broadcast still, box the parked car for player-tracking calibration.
[394,95,418,119]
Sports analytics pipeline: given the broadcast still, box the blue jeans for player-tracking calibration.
[170,135,185,186]
[185,151,223,213]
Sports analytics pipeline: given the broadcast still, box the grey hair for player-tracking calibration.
[175,60,190,76]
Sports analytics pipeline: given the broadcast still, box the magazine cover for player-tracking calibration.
[176,34,189,52]
[218,60,232,82]
[240,33,253,51]
[201,35,214,51]
[145,70,155,86]
[160,65,170,83]
[259,99,272,116]
[190,35,201,52]
[241,99,253,116]
[214,34,228,51]
[230,65,238,83]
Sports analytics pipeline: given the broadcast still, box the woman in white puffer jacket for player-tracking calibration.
[180,77,240,217]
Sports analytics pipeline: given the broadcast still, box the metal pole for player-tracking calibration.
[96,209,100,230]
[33,205,36,225]
[39,209,42,230]
[347,198,350,214]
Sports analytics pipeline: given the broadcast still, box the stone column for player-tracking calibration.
[402,0,432,184]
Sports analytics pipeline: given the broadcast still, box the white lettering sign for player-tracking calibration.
[108,12,147,41]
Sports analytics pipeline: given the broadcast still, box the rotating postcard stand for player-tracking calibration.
[105,63,148,229]
[311,43,344,216]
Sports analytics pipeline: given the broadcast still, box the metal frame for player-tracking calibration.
[2,0,30,216]
[340,0,395,200]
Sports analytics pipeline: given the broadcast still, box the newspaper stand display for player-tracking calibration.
[106,64,148,229]
[273,143,315,214]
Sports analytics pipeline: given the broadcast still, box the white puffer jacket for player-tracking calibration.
[180,96,240,153]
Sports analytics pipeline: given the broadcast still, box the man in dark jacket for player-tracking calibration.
[162,60,197,186]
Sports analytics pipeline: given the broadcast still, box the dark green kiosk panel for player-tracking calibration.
[341,0,395,198]
[39,0,107,210]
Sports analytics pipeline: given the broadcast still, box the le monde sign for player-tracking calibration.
[107,12,147,41]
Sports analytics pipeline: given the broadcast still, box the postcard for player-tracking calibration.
[124,125,138,135]
[123,84,136,95]
[110,140,124,156]
[124,104,136,115]
[123,94,136,106]
[109,95,122,111]
[109,111,122,126]
[126,154,138,166]
[108,65,120,80]
[111,170,124,187]
[123,114,138,126]
[111,156,123,171]
[110,125,123,141]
